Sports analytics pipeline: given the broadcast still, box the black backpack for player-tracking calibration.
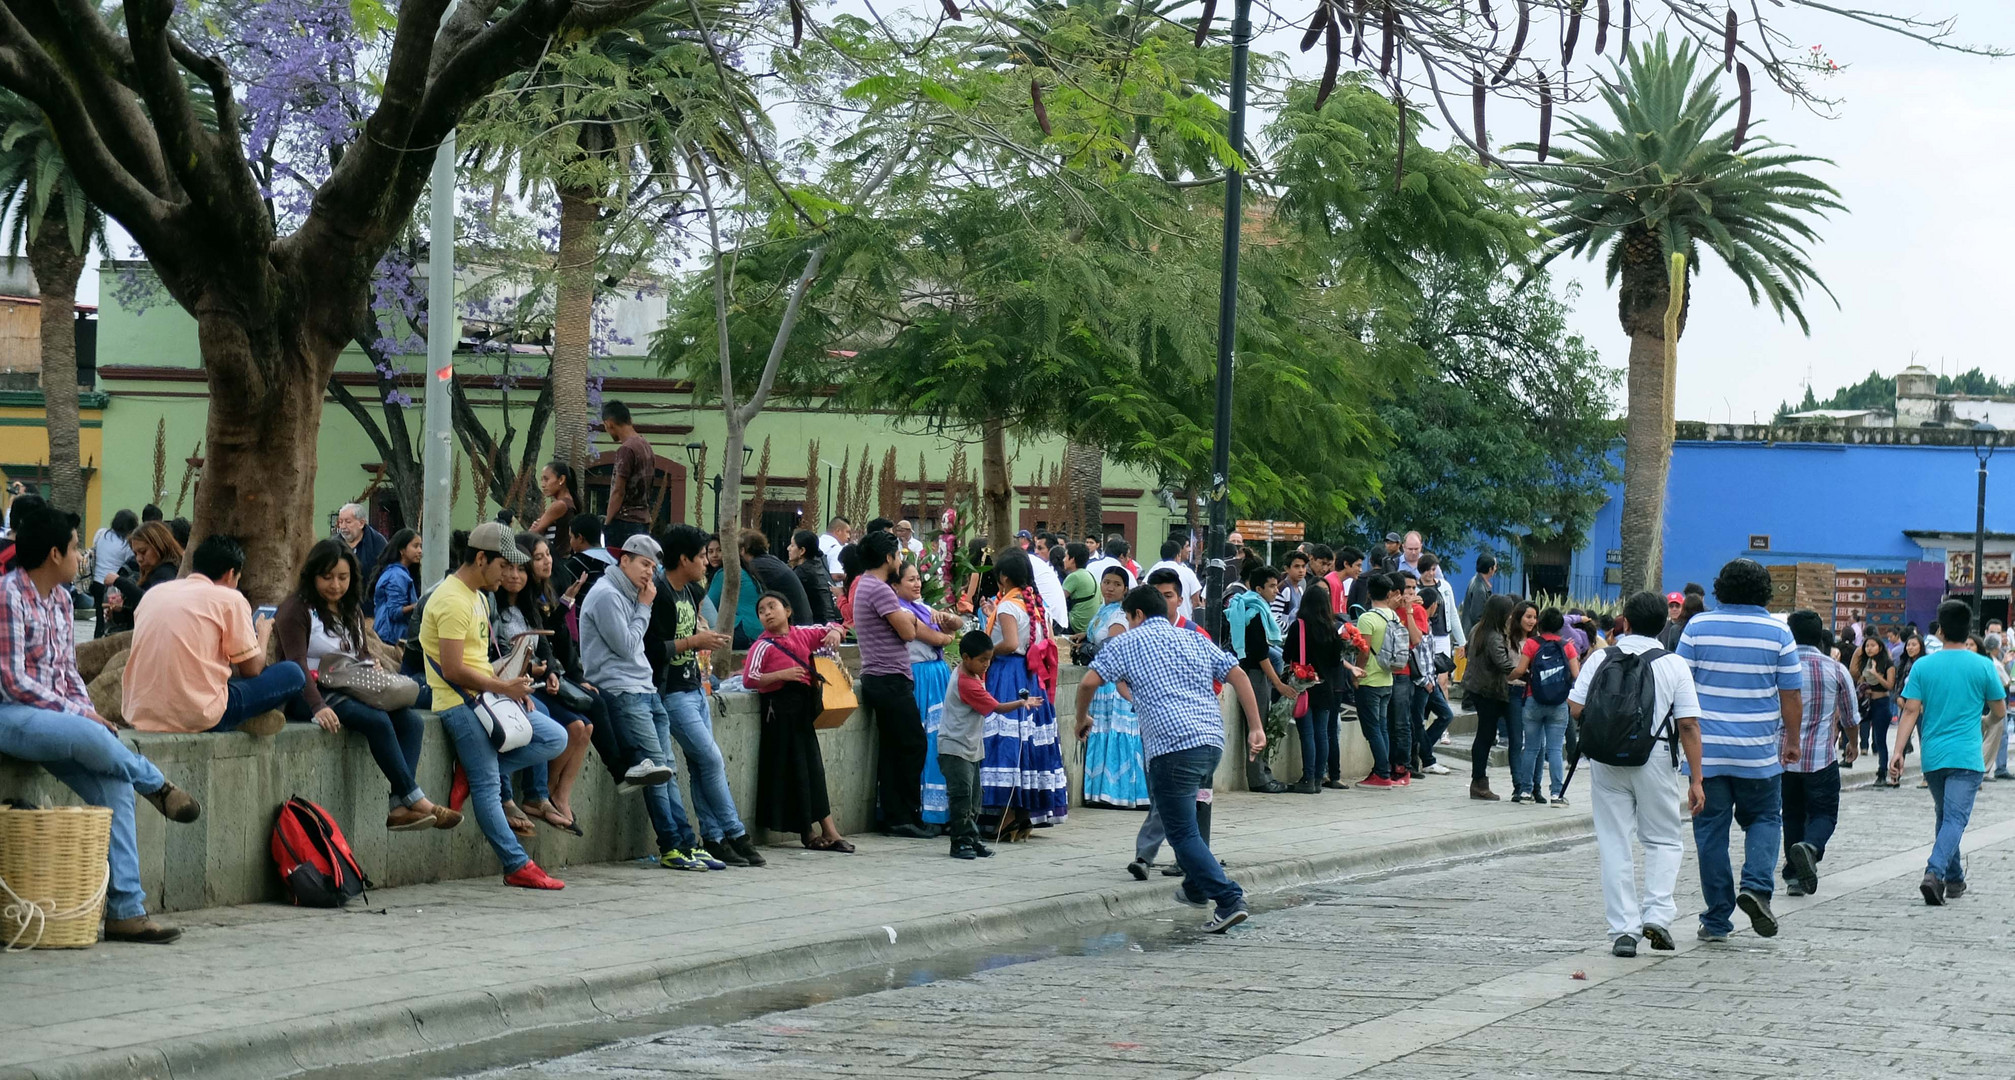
[1529,637,1573,706]
[1574,646,1675,768]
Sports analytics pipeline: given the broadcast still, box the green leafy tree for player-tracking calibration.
[0,89,108,515]
[1519,34,1842,594]
[1373,260,1619,552]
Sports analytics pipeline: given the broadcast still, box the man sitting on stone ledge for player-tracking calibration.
[0,497,200,944]
[124,535,306,736]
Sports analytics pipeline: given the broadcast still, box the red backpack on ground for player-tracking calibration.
[271,796,373,907]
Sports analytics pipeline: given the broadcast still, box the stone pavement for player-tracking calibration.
[493,767,2015,1080]
[0,766,1605,1080]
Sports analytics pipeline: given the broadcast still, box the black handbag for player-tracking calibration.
[552,678,595,713]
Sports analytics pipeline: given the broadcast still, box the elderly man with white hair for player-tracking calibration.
[335,502,388,573]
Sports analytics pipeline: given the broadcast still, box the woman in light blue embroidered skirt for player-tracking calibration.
[896,563,955,827]
[1081,567,1149,808]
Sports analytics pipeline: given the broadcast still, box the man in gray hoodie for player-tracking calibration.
[580,533,720,872]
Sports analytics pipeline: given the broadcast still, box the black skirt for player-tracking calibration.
[756,681,832,833]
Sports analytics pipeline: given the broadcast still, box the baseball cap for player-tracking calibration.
[1016,530,1032,539]
[620,533,663,560]
[1665,591,1683,605]
[1384,532,1401,543]
[467,521,528,565]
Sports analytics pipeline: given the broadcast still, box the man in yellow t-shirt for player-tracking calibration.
[420,522,567,890]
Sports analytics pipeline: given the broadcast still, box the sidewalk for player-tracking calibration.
[0,775,1600,1080]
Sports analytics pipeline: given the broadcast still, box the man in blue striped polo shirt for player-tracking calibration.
[1676,559,1804,941]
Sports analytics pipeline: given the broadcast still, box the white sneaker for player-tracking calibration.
[1425,763,1451,775]
[621,759,674,790]
[1437,734,1452,746]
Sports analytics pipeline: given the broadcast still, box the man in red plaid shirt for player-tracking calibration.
[1781,610,1859,899]
[0,497,201,944]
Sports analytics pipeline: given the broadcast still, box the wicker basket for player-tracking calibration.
[0,805,113,950]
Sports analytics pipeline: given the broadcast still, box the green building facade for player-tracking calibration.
[92,263,1185,551]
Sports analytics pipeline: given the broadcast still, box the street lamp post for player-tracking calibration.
[683,441,751,535]
[1201,0,1253,642]
[1972,422,1998,630]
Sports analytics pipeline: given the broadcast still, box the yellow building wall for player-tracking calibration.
[0,396,107,535]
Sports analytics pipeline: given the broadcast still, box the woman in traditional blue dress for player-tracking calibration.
[980,549,1068,840]
[1081,566,1149,808]
[895,561,958,828]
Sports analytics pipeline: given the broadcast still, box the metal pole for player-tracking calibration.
[1202,0,1252,642]
[1975,457,1988,630]
[419,128,457,589]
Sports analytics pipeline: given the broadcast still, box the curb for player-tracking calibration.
[3,813,1599,1080]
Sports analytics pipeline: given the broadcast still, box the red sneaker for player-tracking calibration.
[1392,768,1413,786]
[504,861,566,890]
[1357,775,1398,789]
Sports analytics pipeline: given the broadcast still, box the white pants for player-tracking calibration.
[1590,758,1685,939]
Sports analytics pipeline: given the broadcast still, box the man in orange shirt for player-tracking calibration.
[124,535,305,735]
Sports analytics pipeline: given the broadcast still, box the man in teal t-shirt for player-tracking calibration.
[1893,600,2009,905]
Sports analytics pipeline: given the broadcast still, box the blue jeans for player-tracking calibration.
[333,696,426,808]
[1504,694,1528,795]
[0,704,165,920]
[439,702,566,873]
[1149,744,1241,913]
[1356,683,1393,779]
[664,688,745,842]
[605,691,698,854]
[1412,678,1454,768]
[1925,768,1982,884]
[1297,683,1335,786]
[1519,700,1570,798]
[1693,774,1782,935]
[1386,678,1413,774]
[1996,717,2011,775]
[213,661,307,731]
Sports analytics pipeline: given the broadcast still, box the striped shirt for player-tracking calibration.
[1676,605,1802,779]
[1090,615,1233,761]
[1787,645,1857,773]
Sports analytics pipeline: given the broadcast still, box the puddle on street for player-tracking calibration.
[292,834,1589,1080]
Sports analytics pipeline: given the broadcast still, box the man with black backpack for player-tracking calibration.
[1569,591,1704,959]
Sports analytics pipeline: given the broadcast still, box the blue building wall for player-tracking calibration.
[1563,440,2015,602]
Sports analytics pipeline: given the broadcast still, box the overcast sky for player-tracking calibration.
[76,2,2010,422]
[1242,0,2015,422]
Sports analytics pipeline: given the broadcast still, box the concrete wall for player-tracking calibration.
[0,669,1379,914]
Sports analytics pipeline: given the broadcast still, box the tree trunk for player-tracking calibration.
[711,418,746,677]
[550,184,599,472]
[982,416,1011,551]
[1065,438,1102,540]
[28,212,87,516]
[188,312,342,602]
[1614,229,1688,597]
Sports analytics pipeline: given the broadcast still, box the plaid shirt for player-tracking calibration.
[1089,615,1235,761]
[1788,645,1857,773]
[0,568,93,715]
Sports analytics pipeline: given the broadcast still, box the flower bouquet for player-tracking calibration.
[1339,621,1370,667]
[1265,666,1324,767]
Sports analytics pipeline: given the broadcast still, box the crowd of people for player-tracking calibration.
[6,410,2014,946]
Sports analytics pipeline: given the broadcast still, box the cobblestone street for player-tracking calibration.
[476,773,2015,1080]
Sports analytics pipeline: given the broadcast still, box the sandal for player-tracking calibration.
[823,837,856,854]
[502,802,537,838]
[525,800,584,837]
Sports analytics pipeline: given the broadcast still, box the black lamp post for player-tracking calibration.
[1972,422,1998,630]
[1201,0,1253,642]
[683,441,752,534]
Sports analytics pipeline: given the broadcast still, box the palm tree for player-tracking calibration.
[466,6,753,473]
[1521,35,1841,594]
[0,89,108,516]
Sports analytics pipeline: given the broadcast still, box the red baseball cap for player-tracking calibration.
[1665,592,1684,605]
